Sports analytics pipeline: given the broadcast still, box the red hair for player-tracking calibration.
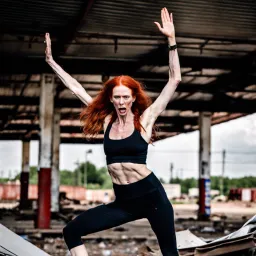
[80,75,157,143]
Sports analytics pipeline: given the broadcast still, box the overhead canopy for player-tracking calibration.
[1,0,256,143]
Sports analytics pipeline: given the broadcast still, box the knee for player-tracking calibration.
[63,221,83,250]
[62,221,75,241]
[62,223,69,240]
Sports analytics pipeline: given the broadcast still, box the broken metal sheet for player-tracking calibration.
[178,215,256,256]
[194,215,256,255]
[0,224,50,256]
[209,214,256,243]
[195,232,256,256]
[177,230,206,250]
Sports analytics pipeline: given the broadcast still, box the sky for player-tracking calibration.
[0,113,255,182]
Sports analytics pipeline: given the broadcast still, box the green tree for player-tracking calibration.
[29,166,38,184]
[0,177,9,183]
[74,162,102,185]
[72,161,112,188]
[60,169,75,185]
[4,168,256,195]
[171,177,197,194]
[172,176,256,196]
[98,167,112,189]
[181,178,197,194]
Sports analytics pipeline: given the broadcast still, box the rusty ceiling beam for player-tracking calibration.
[2,54,252,75]
[0,95,255,113]
[0,74,31,130]
[3,123,189,133]
[4,114,199,125]
[76,32,256,44]
[0,133,172,143]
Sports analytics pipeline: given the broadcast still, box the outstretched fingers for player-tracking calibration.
[170,12,173,23]
[45,33,51,47]
[161,8,165,24]
[44,32,53,60]
[154,8,173,33]
[162,8,168,23]
[154,21,162,31]
[163,7,170,22]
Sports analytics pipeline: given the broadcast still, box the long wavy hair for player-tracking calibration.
[80,75,158,143]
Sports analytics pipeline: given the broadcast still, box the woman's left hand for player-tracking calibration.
[154,7,175,39]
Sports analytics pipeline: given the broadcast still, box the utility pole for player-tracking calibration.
[74,160,80,186]
[84,149,92,188]
[220,149,226,195]
[180,168,183,180]
[170,163,174,183]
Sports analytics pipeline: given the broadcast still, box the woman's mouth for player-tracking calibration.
[118,108,126,114]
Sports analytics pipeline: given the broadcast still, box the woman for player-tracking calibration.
[45,7,181,256]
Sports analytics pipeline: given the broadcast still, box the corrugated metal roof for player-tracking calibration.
[0,0,85,34]
[82,0,256,39]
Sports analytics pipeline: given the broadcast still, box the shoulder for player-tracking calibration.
[103,115,112,132]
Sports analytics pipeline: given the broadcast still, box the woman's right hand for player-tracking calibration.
[45,33,53,63]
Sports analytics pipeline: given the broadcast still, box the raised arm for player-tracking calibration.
[142,8,181,122]
[44,33,93,106]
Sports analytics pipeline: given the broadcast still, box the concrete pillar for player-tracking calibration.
[51,109,60,213]
[19,140,30,210]
[198,112,211,220]
[37,74,54,228]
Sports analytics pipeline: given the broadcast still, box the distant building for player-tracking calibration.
[162,184,181,199]
[229,188,256,202]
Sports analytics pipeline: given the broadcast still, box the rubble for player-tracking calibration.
[1,201,256,255]
[178,215,256,256]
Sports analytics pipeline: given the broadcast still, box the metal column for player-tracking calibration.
[51,109,60,213]
[198,112,211,220]
[19,140,30,210]
[37,74,54,228]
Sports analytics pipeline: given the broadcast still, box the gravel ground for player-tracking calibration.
[1,201,255,256]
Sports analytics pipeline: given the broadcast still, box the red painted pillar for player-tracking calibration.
[37,74,54,229]
[37,168,51,228]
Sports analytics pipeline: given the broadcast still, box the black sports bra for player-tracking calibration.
[103,122,148,165]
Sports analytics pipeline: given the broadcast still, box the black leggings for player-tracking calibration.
[63,172,179,256]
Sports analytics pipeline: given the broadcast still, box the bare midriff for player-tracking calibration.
[107,162,152,185]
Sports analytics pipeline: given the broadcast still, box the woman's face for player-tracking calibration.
[110,85,135,116]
